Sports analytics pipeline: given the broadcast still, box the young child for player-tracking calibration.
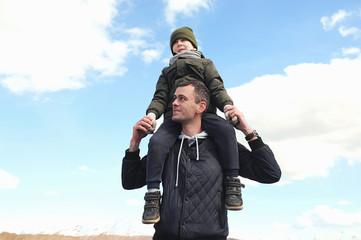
[142,27,245,224]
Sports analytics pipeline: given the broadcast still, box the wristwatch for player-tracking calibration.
[245,130,259,141]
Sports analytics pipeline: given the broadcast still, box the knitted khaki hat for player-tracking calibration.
[170,27,198,54]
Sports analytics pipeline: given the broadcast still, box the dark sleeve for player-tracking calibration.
[146,69,170,119]
[204,60,233,111]
[121,149,147,190]
[238,138,282,183]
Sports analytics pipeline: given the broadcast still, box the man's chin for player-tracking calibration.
[172,116,181,122]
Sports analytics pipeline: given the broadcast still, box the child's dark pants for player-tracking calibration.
[146,113,239,189]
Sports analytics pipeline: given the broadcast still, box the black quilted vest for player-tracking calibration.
[153,137,228,240]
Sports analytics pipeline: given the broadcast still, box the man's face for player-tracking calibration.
[172,85,201,123]
[172,38,196,54]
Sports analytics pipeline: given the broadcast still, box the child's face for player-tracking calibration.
[172,38,196,54]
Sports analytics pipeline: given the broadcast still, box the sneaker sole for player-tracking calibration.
[142,217,160,224]
[226,205,244,210]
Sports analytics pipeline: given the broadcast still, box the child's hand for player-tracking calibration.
[224,106,256,139]
[145,112,157,134]
[224,105,239,127]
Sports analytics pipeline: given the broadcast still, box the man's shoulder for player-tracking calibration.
[199,137,217,150]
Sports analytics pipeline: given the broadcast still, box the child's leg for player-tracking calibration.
[146,119,181,190]
[202,113,239,176]
[202,113,244,211]
[143,119,181,224]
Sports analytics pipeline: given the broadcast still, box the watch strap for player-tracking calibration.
[245,130,259,141]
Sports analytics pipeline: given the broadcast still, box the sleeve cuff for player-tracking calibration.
[248,137,266,151]
[125,149,140,160]
[146,110,158,119]
[222,103,234,112]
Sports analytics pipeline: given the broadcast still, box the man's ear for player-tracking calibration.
[196,101,207,114]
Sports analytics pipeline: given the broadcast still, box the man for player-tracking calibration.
[122,81,281,240]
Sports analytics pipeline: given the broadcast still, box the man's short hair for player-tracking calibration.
[177,80,210,110]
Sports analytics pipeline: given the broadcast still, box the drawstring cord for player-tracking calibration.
[175,136,185,187]
[175,131,208,187]
[196,134,199,160]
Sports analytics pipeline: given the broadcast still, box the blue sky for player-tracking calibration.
[1,0,361,239]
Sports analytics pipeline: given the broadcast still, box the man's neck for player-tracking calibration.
[181,119,203,137]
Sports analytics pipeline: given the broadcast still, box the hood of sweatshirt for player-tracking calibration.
[175,131,208,187]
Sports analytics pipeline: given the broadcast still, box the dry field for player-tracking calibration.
[0,232,152,240]
[0,232,240,240]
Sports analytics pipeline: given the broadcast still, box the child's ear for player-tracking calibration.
[191,44,197,51]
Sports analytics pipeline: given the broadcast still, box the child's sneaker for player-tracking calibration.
[142,191,161,224]
[224,177,245,210]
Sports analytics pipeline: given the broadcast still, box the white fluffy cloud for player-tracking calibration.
[339,26,361,37]
[0,0,160,95]
[342,47,360,56]
[142,48,163,63]
[296,205,361,228]
[163,0,214,27]
[125,27,154,39]
[72,165,97,174]
[321,10,350,31]
[321,9,361,38]
[45,190,57,195]
[338,200,351,205]
[0,169,19,189]
[229,53,361,183]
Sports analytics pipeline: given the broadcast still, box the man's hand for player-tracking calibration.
[129,116,153,152]
[224,105,257,141]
